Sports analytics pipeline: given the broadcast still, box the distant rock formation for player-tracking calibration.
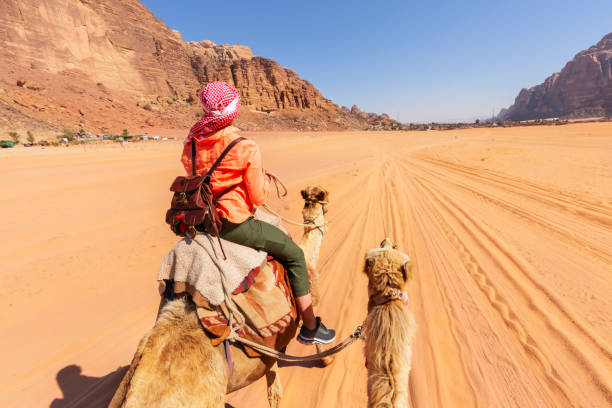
[500,33,612,121]
[0,0,397,133]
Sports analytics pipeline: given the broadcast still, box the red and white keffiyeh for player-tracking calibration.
[187,81,241,142]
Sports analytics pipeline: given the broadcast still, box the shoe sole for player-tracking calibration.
[297,334,336,345]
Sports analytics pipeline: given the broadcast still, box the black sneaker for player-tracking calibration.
[297,317,336,345]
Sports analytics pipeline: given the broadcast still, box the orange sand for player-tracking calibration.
[0,123,610,407]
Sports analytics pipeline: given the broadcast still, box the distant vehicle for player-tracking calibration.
[141,136,149,141]
[0,140,15,148]
[161,137,168,141]
[152,136,160,140]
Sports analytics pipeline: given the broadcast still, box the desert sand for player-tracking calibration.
[0,123,610,407]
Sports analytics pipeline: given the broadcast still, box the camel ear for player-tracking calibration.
[365,257,375,273]
[316,190,328,202]
[301,189,308,199]
[401,261,412,282]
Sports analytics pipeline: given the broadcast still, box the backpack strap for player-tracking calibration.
[214,184,240,205]
[191,137,197,176]
[204,137,246,180]
[191,136,246,178]
[211,137,248,204]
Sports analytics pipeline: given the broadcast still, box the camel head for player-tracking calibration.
[364,238,412,302]
[300,185,329,233]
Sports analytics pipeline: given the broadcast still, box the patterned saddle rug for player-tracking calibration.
[159,258,298,357]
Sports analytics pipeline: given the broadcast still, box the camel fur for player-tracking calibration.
[364,238,416,408]
[109,186,330,408]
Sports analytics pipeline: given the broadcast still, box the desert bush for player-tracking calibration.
[27,130,35,144]
[62,129,75,141]
[8,131,20,143]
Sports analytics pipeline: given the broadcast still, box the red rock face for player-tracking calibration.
[501,33,612,121]
[0,0,397,133]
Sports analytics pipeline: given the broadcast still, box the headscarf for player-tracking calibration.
[187,81,241,142]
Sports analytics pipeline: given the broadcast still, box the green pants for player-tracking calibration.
[219,217,310,297]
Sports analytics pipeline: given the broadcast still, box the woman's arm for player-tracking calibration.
[244,142,270,205]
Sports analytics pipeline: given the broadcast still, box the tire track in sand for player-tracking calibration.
[419,157,612,226]
[410,174,612,406]
[411,159,611,265]
[382,156,479,408]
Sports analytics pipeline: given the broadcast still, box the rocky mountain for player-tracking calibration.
[500,33,612,121]
[0,0,397,135]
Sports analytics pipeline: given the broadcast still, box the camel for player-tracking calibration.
[109,185,330,408]
[363,238,416,408]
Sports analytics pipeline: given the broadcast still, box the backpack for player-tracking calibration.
[165,136,245,258]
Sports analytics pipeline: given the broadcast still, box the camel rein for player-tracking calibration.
[228,323,365,362]
[261,203,328,229]
[218,267,364,362]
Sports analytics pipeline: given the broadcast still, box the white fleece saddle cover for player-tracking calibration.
[157,208,283,306]
[157,234,267,306]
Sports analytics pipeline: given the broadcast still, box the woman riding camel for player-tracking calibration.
[181,81,336,345]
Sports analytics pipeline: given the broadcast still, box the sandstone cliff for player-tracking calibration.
[0,0,397,135]
[501,33,612,121]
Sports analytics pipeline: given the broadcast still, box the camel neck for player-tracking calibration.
[298,213,325,270]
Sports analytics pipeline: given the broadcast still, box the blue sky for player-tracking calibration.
[140,0,612,123]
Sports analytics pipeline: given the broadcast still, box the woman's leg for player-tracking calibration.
[220,217,310,298]
[220,218,337,343]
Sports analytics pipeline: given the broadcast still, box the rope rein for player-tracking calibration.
[265,171,288,199]
[218,252,365,362]
[261,203,328,229]
[228,323,365,362]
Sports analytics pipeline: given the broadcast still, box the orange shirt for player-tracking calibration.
[181,126,270,223]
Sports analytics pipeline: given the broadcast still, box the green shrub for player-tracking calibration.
[8,131,20,143]
[62,129,75,141]
[27,131,35,144]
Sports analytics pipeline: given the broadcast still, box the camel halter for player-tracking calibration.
[261,171,328,230]
[261,202,328,231]
[370,287,409,306]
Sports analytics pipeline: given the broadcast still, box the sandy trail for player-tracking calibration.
[0,124,610,407]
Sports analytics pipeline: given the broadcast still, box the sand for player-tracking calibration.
[0,123,610,407]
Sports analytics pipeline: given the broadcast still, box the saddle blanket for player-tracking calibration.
[157,233,267,306]
[157,208,297,355]
[157,207,283,306]
[196,259,298,356]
